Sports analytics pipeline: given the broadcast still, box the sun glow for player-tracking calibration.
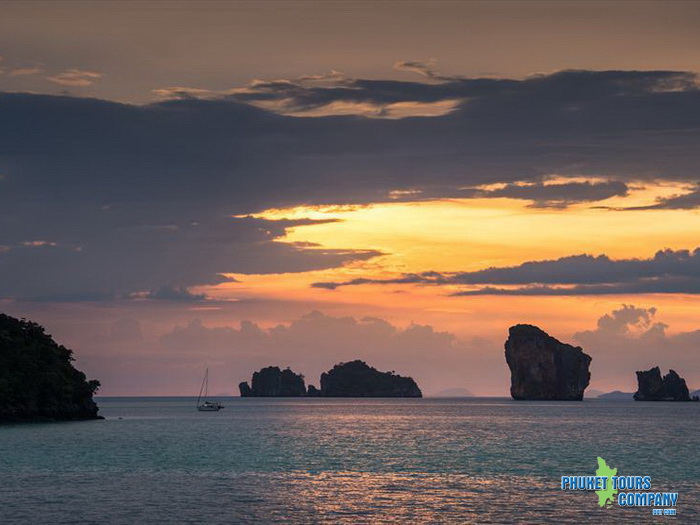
[242,181,700,274]
[210,181,700,337]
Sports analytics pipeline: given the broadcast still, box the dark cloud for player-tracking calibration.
[393,60,448,80]
[2,68,700,300]
[207,68,700,122]
[451,279,700,296]
[314,248,700,295]
[144,286,208,302]
[618,184,700,210]
[0,210,380,300]
[467,180,629,208]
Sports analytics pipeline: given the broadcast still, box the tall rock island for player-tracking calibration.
[238,366,307,397]
[634,367,698,401]
[320,360,422,397]
[0,313,101,421]
[505,324,591,400]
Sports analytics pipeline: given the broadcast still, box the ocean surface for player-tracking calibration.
[1,397,698,524]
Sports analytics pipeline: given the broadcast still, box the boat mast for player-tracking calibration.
[197,368,208,406]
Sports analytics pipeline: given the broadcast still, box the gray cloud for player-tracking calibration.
[393,59,450,81]
[467,180,629,208]
[619,184,700,210]
[144,286,208,302]
[3,68,700,300]
[314,248,700,295]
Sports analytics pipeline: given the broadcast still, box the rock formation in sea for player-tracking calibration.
[238,381,253,397]
[0,313,101,421]
[505,324,592,401]
[633,367,698,401]
[239,361,422,397]
[306,385,321,397]
[238,366,307,397]
[319,360,422,397]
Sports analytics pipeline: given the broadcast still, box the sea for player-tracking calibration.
[0,397,698,524]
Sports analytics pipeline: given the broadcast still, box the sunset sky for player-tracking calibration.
[2,0,700,395]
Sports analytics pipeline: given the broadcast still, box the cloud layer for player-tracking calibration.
[41,306,700,395]
[2,68,700,300]
[314,248,700,295]
[74,310,501,395]
[574,305,700,389]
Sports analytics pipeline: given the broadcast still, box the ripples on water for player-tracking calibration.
[0,398,698,523]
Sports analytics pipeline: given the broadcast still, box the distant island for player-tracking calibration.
[239,360,422,397]
[505,324,591,401]
[597,390,634,401]
[430,388,475,398]
[634,367,698,402]
[0,314,101,421]
[584,389,604,398]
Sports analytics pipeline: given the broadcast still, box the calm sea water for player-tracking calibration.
[1,398,698,523]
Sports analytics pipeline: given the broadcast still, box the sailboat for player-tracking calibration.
[196,368,224,411]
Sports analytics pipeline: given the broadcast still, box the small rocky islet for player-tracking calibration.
[239,360,422,398]
[634,366,698,402]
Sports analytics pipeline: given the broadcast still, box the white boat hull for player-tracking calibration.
[197,405,223,411]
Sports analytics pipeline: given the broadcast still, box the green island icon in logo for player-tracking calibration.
[595,457,618,507]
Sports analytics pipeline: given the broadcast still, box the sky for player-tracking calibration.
[2,0,700,396]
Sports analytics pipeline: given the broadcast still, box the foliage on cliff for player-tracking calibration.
[320,360,422,397]
[0,314,101,421]
[239,366,306,397]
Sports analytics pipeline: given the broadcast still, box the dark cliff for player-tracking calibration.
[0,314,101,421]
[319,360,422,397]
[634,367,698,401]
[505,324,591,401]
[239,366,307,397]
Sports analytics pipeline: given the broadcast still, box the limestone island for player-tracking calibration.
[320,360,422,397]
[239,360,422,397]
[634,367,699,402]
[505,324,591,401]
[0,313,101,422]
[239,366,307,397]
